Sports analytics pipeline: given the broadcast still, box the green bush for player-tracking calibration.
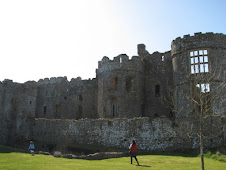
[203,150,226,162]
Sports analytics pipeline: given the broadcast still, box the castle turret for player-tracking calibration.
[96,54,144,118]
[171,32,226,117]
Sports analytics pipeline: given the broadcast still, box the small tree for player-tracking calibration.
[161,69,225,170]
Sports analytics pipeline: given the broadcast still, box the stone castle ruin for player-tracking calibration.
[0,32,225,152]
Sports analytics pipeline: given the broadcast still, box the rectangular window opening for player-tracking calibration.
[196,83,210,93]
[155,85,160,97]
[190,49,209,74]
[112,103,118,117]
[44,106,47,115]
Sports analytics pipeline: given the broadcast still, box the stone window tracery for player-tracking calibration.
[190,49,209,74]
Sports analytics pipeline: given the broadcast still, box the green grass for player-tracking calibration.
[0,146,225,170]
[204,151,226,162]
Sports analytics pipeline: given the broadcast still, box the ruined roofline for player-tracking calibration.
[96,54,143,75]
[151,50,171,55]
[98,54,141,64]
[0,76,96,86]
[37,76,96,85]
[172,32,226,42]
[171,32,226,55]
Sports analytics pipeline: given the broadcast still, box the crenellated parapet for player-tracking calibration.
[37,76,68,85]
[96,54,143,75]
[171,32,226,55]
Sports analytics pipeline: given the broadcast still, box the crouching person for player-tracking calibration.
[28,140,35,156]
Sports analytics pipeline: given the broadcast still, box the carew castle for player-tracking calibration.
[0,32,225,151]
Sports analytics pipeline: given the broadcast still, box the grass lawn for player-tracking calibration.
[0,146,225,170]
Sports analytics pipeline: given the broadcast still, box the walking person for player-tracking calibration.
[129,140,139,166]
[28,140,35,156]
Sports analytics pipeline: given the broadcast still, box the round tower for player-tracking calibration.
[96,54,144,118]
[171,32,226,117]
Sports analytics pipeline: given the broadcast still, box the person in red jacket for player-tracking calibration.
[129,140,139,165]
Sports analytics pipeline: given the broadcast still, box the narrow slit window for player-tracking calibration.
[155,85,160,97]
[112,103,118,117]
[44,106,47,115]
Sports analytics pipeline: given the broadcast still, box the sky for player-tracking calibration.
[0,0,226,83]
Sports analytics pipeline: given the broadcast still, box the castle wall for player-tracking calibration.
[0,81,7,145]
[35,77,98,120]
[0,80,36,146]
[143,51,173,118]
[1,32,225,152]
[34,117,225,152]
[97,54,144,118]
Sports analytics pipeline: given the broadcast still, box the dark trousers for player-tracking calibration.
[130,152,139,165]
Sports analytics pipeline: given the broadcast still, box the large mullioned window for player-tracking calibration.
[190,50,209,74]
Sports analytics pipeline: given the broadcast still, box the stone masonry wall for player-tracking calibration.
[143,51,173,118]
[0,80,36,146]
[34,117,225,152]
[35,77,98,119]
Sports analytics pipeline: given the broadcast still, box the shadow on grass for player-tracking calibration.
[0,145,15,153]
[0,145,25,153]
[139,148,200,158]
[138,164,151,167]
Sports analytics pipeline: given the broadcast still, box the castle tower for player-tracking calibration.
[96,54,144,118]
[171,32,226,117]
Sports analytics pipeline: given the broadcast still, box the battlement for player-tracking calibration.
[37,76,68,85]
[96,54,143,75]
[171,32,226,55]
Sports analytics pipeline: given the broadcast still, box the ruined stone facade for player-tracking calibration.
[0,32,225,151]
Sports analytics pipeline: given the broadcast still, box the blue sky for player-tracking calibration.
[0,0,225,83]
